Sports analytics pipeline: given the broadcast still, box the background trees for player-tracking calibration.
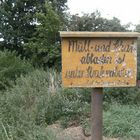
[0,0,67,67]
[136,24,140,32]
[67,11,127,31]
[0,0,140,74]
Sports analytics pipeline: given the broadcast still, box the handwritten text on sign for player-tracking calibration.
[62,38,137,87]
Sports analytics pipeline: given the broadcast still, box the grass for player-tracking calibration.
[103,102,140,139]
[0,69,90,139]
[1,68,140,139]
[81,102,140,139]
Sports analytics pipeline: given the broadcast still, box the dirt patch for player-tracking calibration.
[57,126,85,140]
[46,124,121,140]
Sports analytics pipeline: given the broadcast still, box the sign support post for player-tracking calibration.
[91,88,103,140]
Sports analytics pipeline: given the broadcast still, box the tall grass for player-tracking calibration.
[0,69,89,139]
[1,67,140,139]
[103,103,140,139]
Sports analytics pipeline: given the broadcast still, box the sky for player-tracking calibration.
[67,0,140,26]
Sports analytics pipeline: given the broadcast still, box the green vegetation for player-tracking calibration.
[0,69,89,139]
[1,69,140,139]
[67,11,128,31]
[0,0,140,139]
[103,103,140,138]
[0,50,33,90]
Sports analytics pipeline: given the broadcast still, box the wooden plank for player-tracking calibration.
[61,37,137,87]
[60,31,140,38]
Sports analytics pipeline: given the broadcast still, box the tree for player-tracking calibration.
[136,24,140,32]
[0,0,67,67]
[0,0,43,52]
[49,0,67,16]
[67,11,127,32]
[24,1,61,67]
[135,24,140,79]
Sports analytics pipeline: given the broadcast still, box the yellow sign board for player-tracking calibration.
[60,32,140,87]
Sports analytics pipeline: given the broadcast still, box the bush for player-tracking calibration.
[0,69,89,139]
[24,42,61,70]
[104,87,140,104]
[0,50,33,90]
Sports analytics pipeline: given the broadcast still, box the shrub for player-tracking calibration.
[0,50,33,90]
[104,87,140,104]
[0,69,58,139]
[0,69,89,139]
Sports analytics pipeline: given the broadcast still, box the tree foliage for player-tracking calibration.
[23,1,61,67]
[0,0,43,51]
[136,24,140,32]
[0,1,131,68]
[135,24,140,79]
[67,11,127,32]
[0,0,67,67]
[0,49,33,90]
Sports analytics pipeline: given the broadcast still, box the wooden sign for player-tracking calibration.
[60,32,140,87]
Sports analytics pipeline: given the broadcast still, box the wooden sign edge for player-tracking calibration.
[60,32,138,88]
[60,31,140,38]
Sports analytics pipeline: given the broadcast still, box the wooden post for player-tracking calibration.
[91,88,103,140]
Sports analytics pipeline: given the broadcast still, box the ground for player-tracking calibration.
[47,124,124,140]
